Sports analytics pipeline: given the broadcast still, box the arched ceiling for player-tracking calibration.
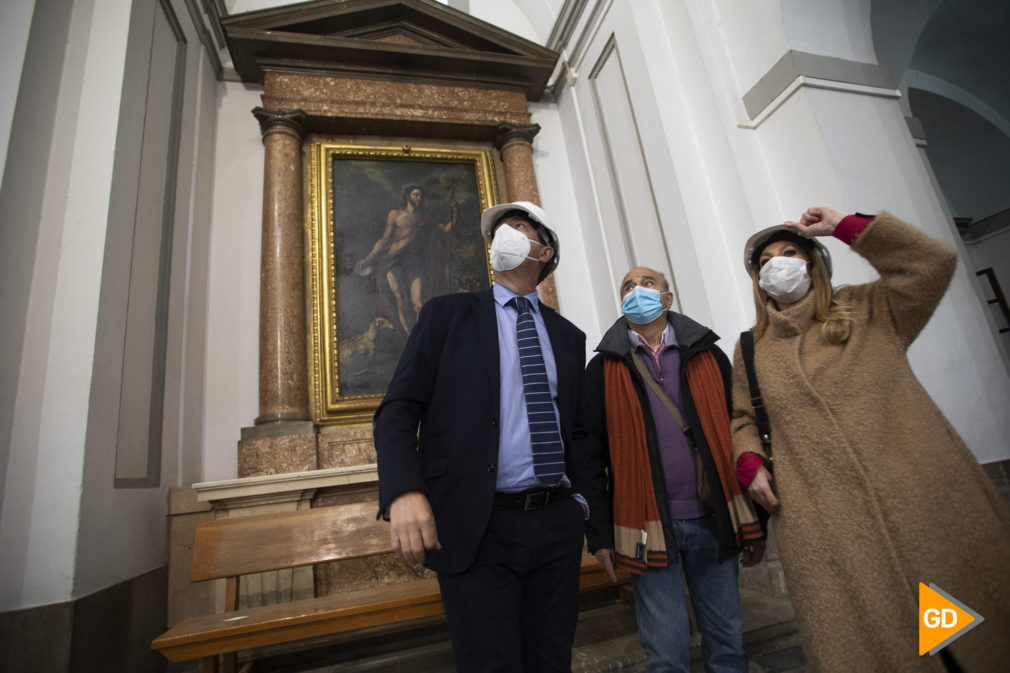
[871,0,1010,225]
[872,0,1010,127]
[911,0,1010,125]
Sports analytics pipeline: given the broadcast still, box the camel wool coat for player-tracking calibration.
[730,212,1010,673]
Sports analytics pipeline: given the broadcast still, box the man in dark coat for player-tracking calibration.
[373,201,589,673]
[584,266,763,673]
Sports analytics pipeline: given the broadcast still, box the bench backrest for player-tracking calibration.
[191,500,390,582]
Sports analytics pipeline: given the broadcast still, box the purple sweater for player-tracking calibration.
[629,327,708,520]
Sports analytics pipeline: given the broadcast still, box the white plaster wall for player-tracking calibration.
[468,0,543,43]
[628,0,757,344]
[552,81,620,354]
[0,0,74,529]
[0,0,130,610]
[0,0,36,189]
[706,0,789,95]
[551,3,708,352]
[73,4,220,597]
[529,102,602,354]
[550,0,765,356]
[178,48,222,488]
[226,0,281,14]
[780,0,875,63]
[202,82,264,481]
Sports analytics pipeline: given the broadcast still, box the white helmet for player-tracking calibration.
[743,225,832,277]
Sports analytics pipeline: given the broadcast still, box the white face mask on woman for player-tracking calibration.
[759,256,811,303]
[489,223,543,272]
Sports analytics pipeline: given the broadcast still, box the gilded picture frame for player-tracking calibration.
[307,141,500,426]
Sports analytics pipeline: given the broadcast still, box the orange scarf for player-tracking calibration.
[604,352,762,573]
[685,354,763,545]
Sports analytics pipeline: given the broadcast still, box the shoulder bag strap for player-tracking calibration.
[630,352,691,436]
[629,352,712,504]
[740,331,772,458]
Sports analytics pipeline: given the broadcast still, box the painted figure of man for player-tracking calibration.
[355,185,457,334]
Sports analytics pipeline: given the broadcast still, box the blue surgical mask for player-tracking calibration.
[621,286,668,325]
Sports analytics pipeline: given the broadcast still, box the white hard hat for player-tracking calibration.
[743,225,832,276]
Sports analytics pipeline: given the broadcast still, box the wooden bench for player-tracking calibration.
[152,500,622,672]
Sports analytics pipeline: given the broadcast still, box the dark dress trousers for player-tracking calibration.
[373,289,589,671]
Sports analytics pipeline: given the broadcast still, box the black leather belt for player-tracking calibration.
[493,487,572,510]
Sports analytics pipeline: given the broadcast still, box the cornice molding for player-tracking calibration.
[740,50,900,128]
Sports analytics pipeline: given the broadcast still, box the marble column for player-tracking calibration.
[494,122,558,310]
[239,108,316,477]
[253,107,310,424]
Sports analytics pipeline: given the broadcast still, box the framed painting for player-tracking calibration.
[307,141,500,426]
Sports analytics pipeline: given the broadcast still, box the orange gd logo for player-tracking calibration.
[918,582,984,656]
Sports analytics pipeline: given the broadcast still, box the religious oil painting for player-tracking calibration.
[307,141,499,425]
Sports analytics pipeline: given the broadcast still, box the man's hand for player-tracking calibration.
[747,465,780,516]
[593,548,619,584]
[389,492,441,566]
[740,539,766,568]
[353,259,372,276]
[785,206,844,237]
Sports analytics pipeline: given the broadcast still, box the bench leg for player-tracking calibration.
[222,652,238,673]
[201,656,219,673]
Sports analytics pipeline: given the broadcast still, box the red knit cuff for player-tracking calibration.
[833,213,874,245]
[737,452,765,487]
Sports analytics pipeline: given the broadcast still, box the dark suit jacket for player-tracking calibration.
[373,289,589,575]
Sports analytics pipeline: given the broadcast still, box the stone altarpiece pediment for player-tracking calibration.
[223,0,557,102]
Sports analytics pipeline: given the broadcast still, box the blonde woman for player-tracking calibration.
[730,207,1010,673]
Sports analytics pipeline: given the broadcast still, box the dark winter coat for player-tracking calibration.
[584,311,741,562]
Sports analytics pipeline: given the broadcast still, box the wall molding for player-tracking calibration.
[740,50,900,129]
[546,0,589,52]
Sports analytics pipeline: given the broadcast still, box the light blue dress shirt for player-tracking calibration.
[492,283,569,492]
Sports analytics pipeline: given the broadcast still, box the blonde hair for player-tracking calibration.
[751,244,853,344]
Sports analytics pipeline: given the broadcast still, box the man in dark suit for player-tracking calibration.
[373,201,589,673]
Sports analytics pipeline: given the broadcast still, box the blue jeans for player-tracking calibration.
[631,515,747,673]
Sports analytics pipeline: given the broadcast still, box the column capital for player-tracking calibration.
[494,122,541,150]
[252,107,308,140]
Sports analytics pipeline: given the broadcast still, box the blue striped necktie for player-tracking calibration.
[510,296,565,486]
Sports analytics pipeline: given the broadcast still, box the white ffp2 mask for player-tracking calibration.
[490,223,541,272]
[758,256,811,303]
